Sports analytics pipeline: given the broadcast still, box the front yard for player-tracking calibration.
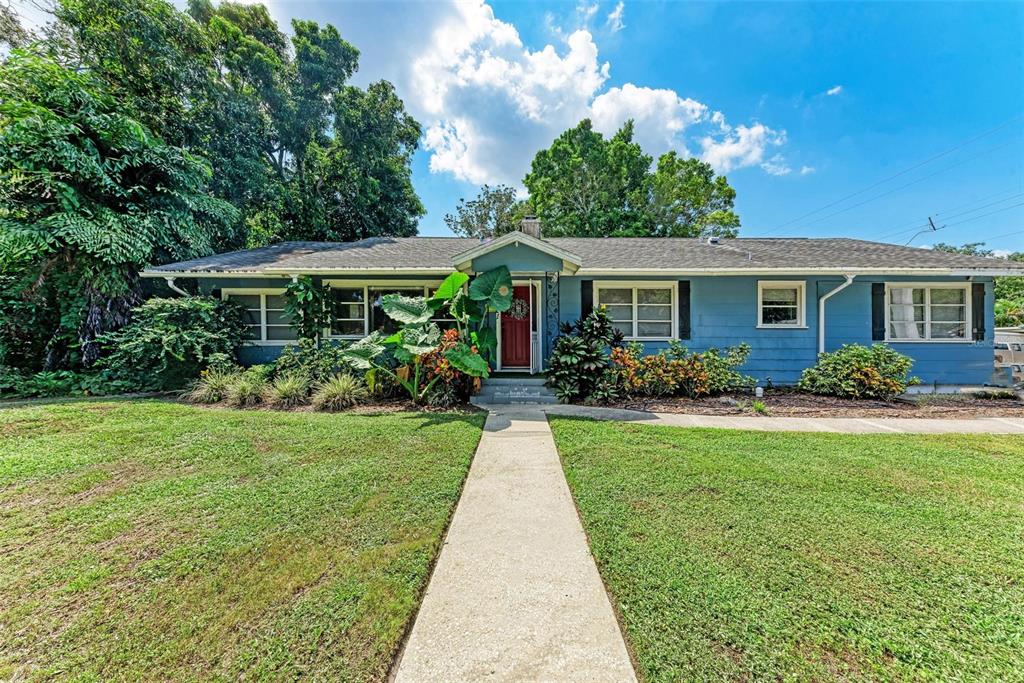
[0,400,484,681]
[550,417,1024,681]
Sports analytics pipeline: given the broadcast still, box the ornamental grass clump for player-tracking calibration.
[185,368,238,404]
[312,374,368,411]
[226,371,268,407]
[798,343,917,400]
[264,373,310,409]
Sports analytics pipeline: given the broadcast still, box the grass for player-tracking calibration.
[549,417,1024,682]
[0,399,484,681]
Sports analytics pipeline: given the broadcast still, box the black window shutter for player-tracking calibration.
[972,283,985,341]
[678,280,691,340]
[871,283,885,341]
[581,280,593,319]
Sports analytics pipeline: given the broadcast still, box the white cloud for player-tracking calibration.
[590,84,707,156]
[760,154,791,176]
[314,0,786,185]
[826,85,843,96]
[607,2,625,32]
[799,165,816,175]
[700,123,786,173]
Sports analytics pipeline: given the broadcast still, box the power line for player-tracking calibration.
[876,191,1024,240]
[780,139,1016,235]
[755,113,1024,237]
[869,186,1024,239]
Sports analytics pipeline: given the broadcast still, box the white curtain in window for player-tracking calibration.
[889,288,923,340]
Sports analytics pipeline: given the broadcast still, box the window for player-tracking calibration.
[370,287,424,335]
[595,284,674,339]
[887,285,968,341]
[757,281,806,328]
[223,291,298,344]
[329,288,366,337]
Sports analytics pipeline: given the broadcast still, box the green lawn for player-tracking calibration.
[0,400,484,682]
[550,417,1024,682]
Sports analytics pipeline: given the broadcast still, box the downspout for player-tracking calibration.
[818,274,856,355]
[164,276,190,297]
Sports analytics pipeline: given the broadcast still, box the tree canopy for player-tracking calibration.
[444,184,526,239]
[0,0,425,372]
[520,119,740,238]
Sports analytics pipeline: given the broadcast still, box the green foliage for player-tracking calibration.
[648,152,740,237]
[525,120,651,238]
[381,294,435,326]
[283,277,328,340]
[225,368,267,407]
[271,338,352,384]
[545,309,620,403]
[311,373,368,411]
[933,242,1024,328]
[265,373,310,409]
[185,367,237,404]
[798,343,917,400]
[671,341,755,394]
[444,184,525,238]
[468,265,514,312]
[97,297,249,391]
[524,120,740,238]
[0,50,237,369]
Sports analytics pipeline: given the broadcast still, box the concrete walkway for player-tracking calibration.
[393,406,636,683]
[545,404,1024,434]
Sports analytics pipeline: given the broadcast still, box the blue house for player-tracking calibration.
[144,224,1024,386]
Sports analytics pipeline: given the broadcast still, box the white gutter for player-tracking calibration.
[163,276,190,297]
[818,274,856,355]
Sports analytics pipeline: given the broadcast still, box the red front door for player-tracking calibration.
[500,285,532,368]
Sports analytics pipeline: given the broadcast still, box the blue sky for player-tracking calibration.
[71,0,1024,248]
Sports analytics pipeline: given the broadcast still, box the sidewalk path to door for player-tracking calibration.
[392,405,636,683]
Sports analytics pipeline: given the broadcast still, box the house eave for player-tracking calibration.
[574,267,1020,277]
[451,231,583,269]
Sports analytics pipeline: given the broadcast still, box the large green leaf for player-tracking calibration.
[341,333,386,369]
[445,343,490,378]
[474,325,497,362]
[468,266,513,312]
[428,271,469,311]
[399,324,441,357]
[381,294,434,325]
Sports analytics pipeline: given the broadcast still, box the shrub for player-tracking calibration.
[798,343,916,400]
[422,328,475,408]
[670,341,755,394]
[312,374,368,411]
[226,370,268,407]
[265,373,310,409]
[98,297,249,391]
[185,368,238,404]
[272,338,352,384]
[546,309,622,403]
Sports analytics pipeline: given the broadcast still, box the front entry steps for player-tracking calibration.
[472,376,558,405]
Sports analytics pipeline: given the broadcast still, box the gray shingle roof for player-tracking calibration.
[145,235,1024,275]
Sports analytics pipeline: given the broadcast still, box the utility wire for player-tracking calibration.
[755,113,1024,236]
[779,139,1015,236]
[868,186,1024,239]
[905,201,1024,246]
[877,192,1024,240]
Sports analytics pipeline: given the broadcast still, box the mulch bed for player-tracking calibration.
[609,389,1024,419]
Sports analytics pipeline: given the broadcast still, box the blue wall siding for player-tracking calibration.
[559,275,995,386]
[471,243,564,273]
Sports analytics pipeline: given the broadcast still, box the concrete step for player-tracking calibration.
[472,394,560,406]
[482,376,548,387]
[477,386,556,398]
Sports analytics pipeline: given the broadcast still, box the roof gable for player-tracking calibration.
[452,232,581,273]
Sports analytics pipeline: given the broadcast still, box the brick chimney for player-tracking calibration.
[520,216,542,238]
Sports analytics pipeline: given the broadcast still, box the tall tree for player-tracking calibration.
[444,184,525,238]
[0,51,237,369]
[524,119,651,237]
[647,152,740,237]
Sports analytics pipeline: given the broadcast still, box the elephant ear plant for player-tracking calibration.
[343,267,514,403]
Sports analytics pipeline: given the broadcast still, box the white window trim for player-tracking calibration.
[884,282,973,344]
[757,280,808,329]
[593,281,678,341]
[221,288,297,346]
[322,279,449,340]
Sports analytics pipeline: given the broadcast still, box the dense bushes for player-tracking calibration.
[546,310,754,404]
[98,297,249,391]
[798,344,917,400]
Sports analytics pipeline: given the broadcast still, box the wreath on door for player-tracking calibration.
[507,297,530,321]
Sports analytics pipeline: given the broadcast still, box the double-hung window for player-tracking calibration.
[595,283,675,339]
[757,281,806,328]
[329,288,367,337]
[324,281,461,338]
[887,284,968,341]
[222,290,297,344]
